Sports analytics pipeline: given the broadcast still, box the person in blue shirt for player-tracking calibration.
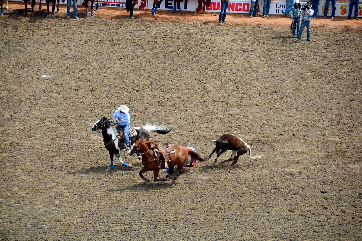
[298,2,314,42]
[291,2,301,37]
[113,105,131,150]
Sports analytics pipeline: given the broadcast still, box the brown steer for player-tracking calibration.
[208,133,251,165]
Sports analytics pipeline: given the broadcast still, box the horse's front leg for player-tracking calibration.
[153,168,160,181]
[116,153,133,168]
[108,152,115,171]
[139,166,150,182]
[153,168,167,181]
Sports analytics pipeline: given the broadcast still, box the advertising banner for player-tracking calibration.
[9,0,362,16]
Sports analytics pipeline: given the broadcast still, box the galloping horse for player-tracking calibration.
[158,143,207,180]
[92,117,133,170]
[129,140,207,182]
[128,139,165,182]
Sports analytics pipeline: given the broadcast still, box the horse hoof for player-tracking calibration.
[107,167,113,171]
[145,178,150,182]
[127,164,133,168]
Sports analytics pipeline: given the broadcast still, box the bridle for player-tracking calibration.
[133,143,151,155]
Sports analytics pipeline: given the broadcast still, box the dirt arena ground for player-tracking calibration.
[1,2,361,240]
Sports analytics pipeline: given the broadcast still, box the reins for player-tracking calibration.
[104,139,116,147]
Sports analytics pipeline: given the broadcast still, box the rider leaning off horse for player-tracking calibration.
[112,105,131,150]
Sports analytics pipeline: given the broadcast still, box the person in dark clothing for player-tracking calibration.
[126,0,136,18]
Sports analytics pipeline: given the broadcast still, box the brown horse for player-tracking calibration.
[128,139,165,182]
[129,140,207,182]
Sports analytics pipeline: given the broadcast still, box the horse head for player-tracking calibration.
[128,139,144,156]
[92,117,110,131]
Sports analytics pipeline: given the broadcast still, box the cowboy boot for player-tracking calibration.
[178,7,182,13]
[172,5,176,13]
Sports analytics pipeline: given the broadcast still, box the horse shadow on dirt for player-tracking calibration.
[110,181,176,192]
[67,164,137,175]
[200,159,255,171]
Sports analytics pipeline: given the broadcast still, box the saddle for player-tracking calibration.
[116,127,137,138]
[156,143,177,164]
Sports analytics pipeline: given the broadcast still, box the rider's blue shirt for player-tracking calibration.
[112,110,130,126]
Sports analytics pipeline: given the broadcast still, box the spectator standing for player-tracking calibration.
[126,0,136,18]
[219,0,229,23]
[291,3,301,37]
[348,0,359,20]
[249,0,259,17]
[310,0,320,18]
[285,0,294,17]
[323,0,336,19]
[262,0,271,17]
[66,0,78,19]
[298,2,314,42]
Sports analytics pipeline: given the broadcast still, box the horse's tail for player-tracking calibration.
[188,150,208,162]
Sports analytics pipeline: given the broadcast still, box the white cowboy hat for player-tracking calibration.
[117,105,129,113]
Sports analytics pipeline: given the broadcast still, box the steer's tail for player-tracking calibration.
[241,140,261,159]
[246,143,262,159]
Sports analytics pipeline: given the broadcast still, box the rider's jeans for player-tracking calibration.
[119,124,130,148]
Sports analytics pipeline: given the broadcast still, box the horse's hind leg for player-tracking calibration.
[172,165,184,181]
[139,167,150,182]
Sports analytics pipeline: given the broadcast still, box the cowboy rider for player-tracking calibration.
[113,105,131,150]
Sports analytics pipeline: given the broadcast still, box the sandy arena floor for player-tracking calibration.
[1,2,362,240]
